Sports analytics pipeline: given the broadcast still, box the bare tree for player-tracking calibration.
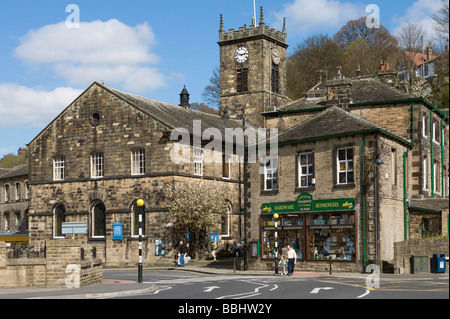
[202,67,221,111]
[432,0,449,37]
[396,21,426,84]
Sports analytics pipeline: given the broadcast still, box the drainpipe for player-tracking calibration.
[430,102,437,196]
[403,149,409,241]
[442,111,447,195]
[362,135,366,271]
[403,102,415,240]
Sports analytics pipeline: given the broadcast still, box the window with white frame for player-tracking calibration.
[53,204,66,238]
[5,185,10,202]
[432,119,440,144]
[423,156,428,190]
[131,149,145,175]
[193,149,203,176]
[298,153,314,187]
[221,203,232,237]
[264,157,278,191]
[223,154,231,179]
[15,183,21,201]
[91,201,106,238]
[434,161,441,193]
[25,182,29,200]
[53,156,65,181]
[91,153,104,178]
[337,148,354,185]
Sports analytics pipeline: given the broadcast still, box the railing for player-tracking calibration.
[6,245,46,259]
[81,246,97,260]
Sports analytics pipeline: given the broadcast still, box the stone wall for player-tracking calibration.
[0,240,102,288]
[394,238,449,274]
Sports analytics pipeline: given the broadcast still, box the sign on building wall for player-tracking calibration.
[155,239,165,256]
[112,222,123,241]
[262,193,354,214]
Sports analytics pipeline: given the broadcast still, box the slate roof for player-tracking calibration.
[99,82,251,142]
[349,77,411,104]
[275,76,412,112]
[29,82,255,148]
[275,106,410,146]
[0,164,28,180]
[410,198,449,213]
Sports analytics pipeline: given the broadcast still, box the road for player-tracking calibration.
[104,269,449,300]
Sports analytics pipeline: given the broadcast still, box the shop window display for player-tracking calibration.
[261,212,355,261]
[307,212,355,261]
[261,215,304,260]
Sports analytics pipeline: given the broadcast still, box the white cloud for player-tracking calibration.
[274,0,364,34]
[392,0,444,41]
[0,83,82,128]
[13,19,167,93]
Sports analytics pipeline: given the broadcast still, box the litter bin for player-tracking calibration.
[432,254,446,273]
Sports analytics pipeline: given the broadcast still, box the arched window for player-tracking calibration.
[131,200,145,237]
[221,202,232,237]
[91,201,106,238]
[53,204,66,238]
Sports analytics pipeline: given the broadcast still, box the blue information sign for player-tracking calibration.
[112,222,123,241]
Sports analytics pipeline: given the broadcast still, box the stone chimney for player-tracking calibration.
[326,68,352,109]
[179,86,190,109]
[377,61,397,87]
[356,65,361,77]
[426,43,433,61]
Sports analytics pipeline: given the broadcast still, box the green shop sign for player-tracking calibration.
[261,193,354,214]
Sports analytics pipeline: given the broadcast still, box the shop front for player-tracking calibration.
[260,193,356,266]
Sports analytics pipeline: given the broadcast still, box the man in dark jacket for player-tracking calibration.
[179,241,186,267]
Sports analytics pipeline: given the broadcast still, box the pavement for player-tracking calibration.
[0,262,448,299]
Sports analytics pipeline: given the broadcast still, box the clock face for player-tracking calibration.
[235,46,249,63]
[272,49,281,65]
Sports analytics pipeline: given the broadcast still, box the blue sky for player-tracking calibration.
[0,0,445,157]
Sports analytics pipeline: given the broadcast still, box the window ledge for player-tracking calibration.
[333,183,355,190]
[260,190,279,196]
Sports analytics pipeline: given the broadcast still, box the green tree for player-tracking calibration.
[335,17,400,76]
[0,153,28,168]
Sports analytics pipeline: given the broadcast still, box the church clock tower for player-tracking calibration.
[218,7,289,127]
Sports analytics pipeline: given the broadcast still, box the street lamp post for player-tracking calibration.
[274,213,279,274]
[137,198,145,283]
[374,155,383,269]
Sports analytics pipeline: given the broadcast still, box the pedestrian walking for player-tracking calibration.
[280,254,288,275]
[179,241,186,267]
[287,245,297,276]
[211,238,218,261]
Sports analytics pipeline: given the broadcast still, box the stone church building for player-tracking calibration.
[22,7,448,271]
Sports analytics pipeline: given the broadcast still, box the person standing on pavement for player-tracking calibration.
[179,241,186,267]
[287,245,297,276]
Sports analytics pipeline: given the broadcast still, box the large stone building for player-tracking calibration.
[26,83,247,267]
[0,165,29,248]
[243,69,448,273]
